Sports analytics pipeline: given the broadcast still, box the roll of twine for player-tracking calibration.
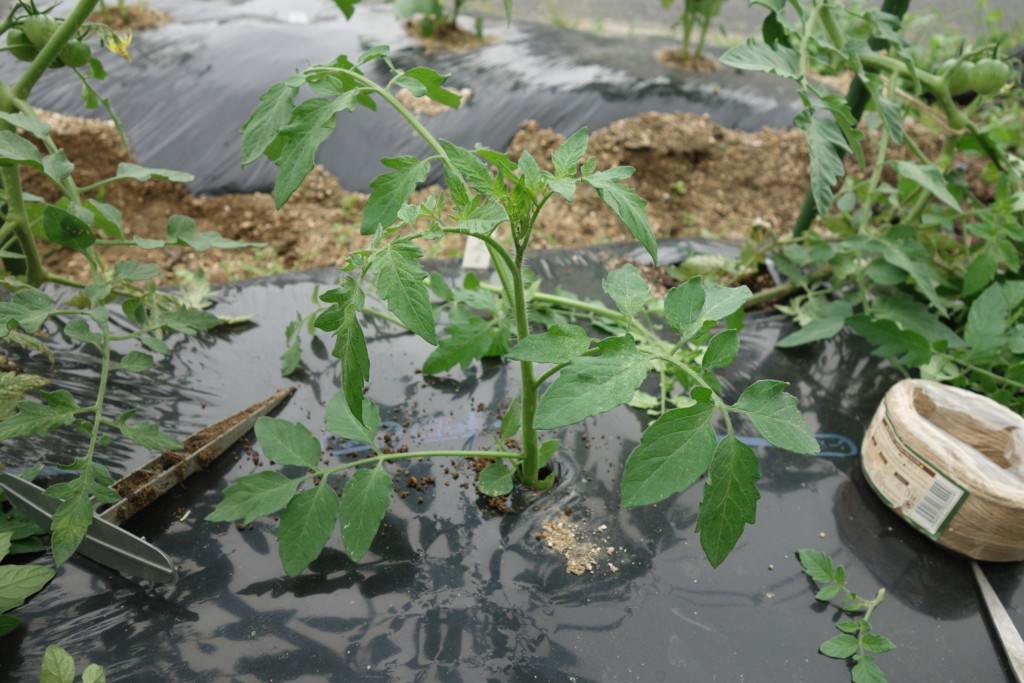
[861,379,1024,562]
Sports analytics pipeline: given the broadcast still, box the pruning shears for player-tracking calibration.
[0,387,295,585]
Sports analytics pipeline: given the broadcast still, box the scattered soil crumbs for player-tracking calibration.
[538,509,624,575]
[23,107,997,287]
[653,48,722,73]
[88,6,174,32]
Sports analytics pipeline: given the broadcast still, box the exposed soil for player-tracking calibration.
[88,6,174,32]
[653,48,722,72]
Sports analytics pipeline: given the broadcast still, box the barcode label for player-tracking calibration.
[908,475,965,537]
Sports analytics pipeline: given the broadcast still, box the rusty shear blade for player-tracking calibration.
[97,386,296,525]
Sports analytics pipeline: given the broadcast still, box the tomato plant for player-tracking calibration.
[206,46,820,575]
[722,0,1023,413]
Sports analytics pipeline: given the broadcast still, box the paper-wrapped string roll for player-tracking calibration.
[861,379,1024,562]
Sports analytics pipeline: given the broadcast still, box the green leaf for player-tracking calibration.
[325,392,380,443]
[819,634,860,659]
[166,215,261,252]
[423,317,492,374]
[731,380,819,454]
[455,199,508,236]
[586,173,657,264]
[878,237,948,315]
[82,663,106,683]
[962,252,998,297]
[620,402,717,507]
[547,176,576,201]
[477,462,514,496]
[0,371,48,420]
[836,620,860,634]
[720,37,800,78]
[49,492,94,567]
[848,316,932,367]
[42,150,74,183]
[777,316,847,347]
[965,282,1008,357]
[154,307,221,335]
[0,112,51,139]
[333,0,361,19]
[796,548,835,584]
[64,319,102,349]
[504,324,591,363]
[206,471,298,525]
[0,289,54,335]
[40,644,76,683]
[319,278,370,419]
[440,140,497,196]
[702,284,752,321]
[862,633,896,654]
[355,45,388,65]
[117,351,154,373]
[0,614,21,637]
[374,239,437,344]
[796,109,850,216]
[271,99,346,208]
[0,562,55,613]
[113,260,160,281]
[815,584,841,601]
[43,206,95,253]
[114,162,194,184]
[360,157,431,234]
[339,466,392,561]
[538,439,559,468]
[501,397,521,438]
[552,127,589,177]
[664,277,706,343]
[602,265,651,317]
[851,660,889,683]
[0,130,43,169]
[279,483,340,576]
[241,82,299,165]
[894,161,959,210]
[535,335,653,429]
[0,390,80,440]
[395,67,462,109]
[702,330,739,370]
[140,336,170,355]
[119,421,183,451]
[255,417,321,468]
[695,434,761,567]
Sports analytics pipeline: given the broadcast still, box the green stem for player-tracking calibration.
[81,319,114,470]
[300,449,524,483]
[943,356,1024,392]
[0,165,45,285]
[307,65,454,173]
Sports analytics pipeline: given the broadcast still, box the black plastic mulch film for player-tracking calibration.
[0,1,1019,681]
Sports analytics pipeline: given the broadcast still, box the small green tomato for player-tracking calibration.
[946,61,975,96]
[58,40,91,68]
[970,58,1011,95]
[21,15,59,49]
[6,29,39,62]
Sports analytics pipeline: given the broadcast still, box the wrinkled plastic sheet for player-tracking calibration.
[0,0,802,195]
[0,240,1019,682]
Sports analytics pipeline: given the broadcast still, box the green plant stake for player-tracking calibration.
[207,47,820,575]
[798,548,895,683]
